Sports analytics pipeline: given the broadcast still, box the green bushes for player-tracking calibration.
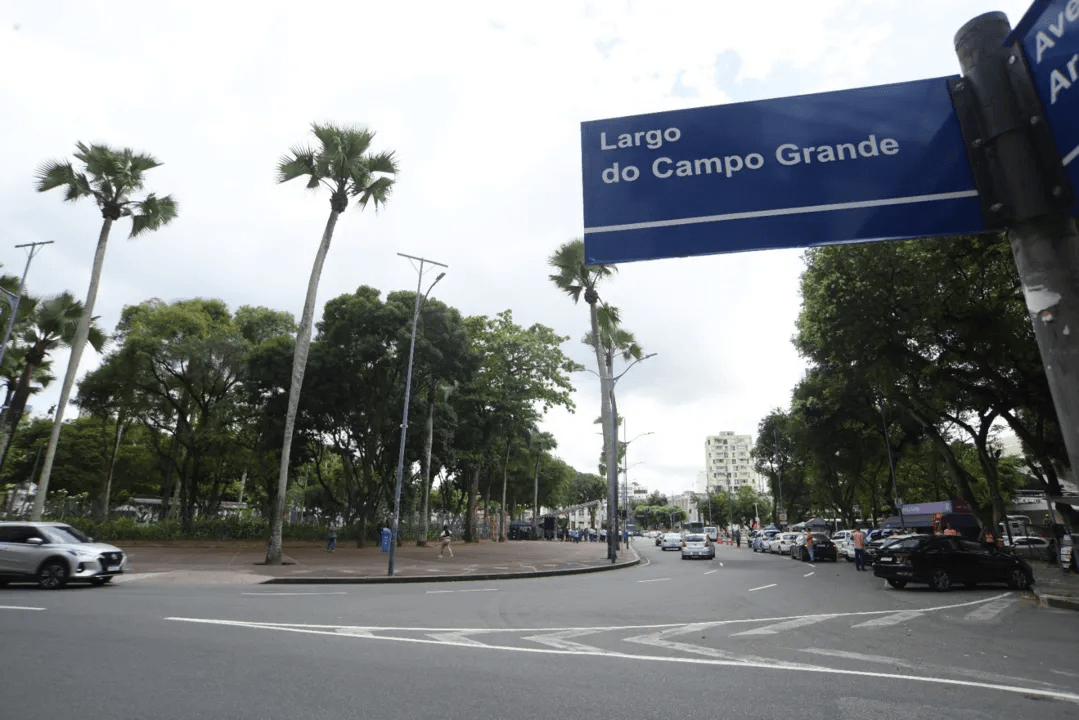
[41,515,352,542]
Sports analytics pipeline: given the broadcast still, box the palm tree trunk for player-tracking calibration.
[0,359,38,473]
[267,209,340,563]
[31,217,113,521]
[500,426,512,542]
[588,299,616,560]
[419,385,435,546]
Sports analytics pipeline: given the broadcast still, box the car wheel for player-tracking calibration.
[1006,568,1031,590]
[38,560,69,590]
[886,578,907,589]
[929,568,952,592]
[1071,556,1078,574]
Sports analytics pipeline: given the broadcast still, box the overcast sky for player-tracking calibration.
[0,0,1032,498]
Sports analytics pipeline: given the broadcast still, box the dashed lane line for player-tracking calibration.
[637,577,669,583]
[803,572,814,577]
[748,583,776,592]
[704,570,719,575]
[0,605,45,611]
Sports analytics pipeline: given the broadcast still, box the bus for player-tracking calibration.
[682,521,705,536]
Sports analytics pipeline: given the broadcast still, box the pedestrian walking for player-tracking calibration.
[326,523,337,553]
[852,527,866,571]
[734,528,741,548]
[438,524,454,558]
[805,531,815,563]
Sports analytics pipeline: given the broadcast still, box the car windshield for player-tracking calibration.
[888,536,929,550]
[42,525,91,544]
[685,535,706,542]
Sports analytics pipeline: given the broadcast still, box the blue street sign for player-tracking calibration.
[580,77,985,264]
[1009,0,1079,214]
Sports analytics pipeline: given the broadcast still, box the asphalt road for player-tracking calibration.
[3,540,1078,719]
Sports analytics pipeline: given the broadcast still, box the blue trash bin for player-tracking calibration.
[381,527,392,552]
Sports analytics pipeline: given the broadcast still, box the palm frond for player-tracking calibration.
[277,145,318,185]
[129,194,179,238]
[34,160,86,200]
[356,175,395,211]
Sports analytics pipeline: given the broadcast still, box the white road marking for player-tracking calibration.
[426,590,454,594]
[748,584,776,592]
[0,605,45,611]
[1052,669,1079,679]
[963,596,1016,622]
[801,648,1063,689]
[807,564,817,568]
[850,610,924,628]
[458,588,498,593]
[718,563,723,567]
[166,615,1079,705]
[637,577,669,583]
[493,566,509,570]
[524,629,602,652]
[731,615,832,637]
[241,592,347,596]
[803,572,814,577]
[425,631,488,646]
[704,570,719,575]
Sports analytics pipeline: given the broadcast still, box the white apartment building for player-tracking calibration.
[705,431,768,494]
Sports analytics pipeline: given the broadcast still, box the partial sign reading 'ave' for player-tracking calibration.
[580,77,986,265]
[1012,0,1079,216]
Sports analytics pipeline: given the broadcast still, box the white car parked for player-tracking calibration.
[773,532,799,555]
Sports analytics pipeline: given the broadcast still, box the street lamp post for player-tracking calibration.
[727,472,733,532]
[0,241,53,372]
[876,396,905,532]
[605,352,656,563]
[388,253,447,577]
[620,422,653,547]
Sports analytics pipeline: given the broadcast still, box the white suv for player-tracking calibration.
[0,521,128,589]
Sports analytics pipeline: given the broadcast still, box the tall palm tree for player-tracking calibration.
[547,238,619,558]
[268,122,398,564]
[31,142,177,520]
[0,293,107,470]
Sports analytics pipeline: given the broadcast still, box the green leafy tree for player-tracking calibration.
[0,293,107,471]
[31,142,177,520]
[269,123,398,563]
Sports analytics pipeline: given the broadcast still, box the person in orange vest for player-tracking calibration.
[805,531,815,563]
[852,527,866,571]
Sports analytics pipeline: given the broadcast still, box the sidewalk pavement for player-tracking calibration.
[113,537,639,585]
[1030,560,1079,611]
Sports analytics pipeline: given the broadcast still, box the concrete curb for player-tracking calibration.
[1033,591,1079,612]
[261,546,641,585]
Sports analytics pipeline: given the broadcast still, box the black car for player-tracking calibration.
[791,532,838,562]
[874,534,1034,591]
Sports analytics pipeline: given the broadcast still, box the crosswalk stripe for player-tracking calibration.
[850,610,923,628]
[963,596,1016,622]
[730,616,832,636]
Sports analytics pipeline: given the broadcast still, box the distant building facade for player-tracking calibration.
[705,431,767,494]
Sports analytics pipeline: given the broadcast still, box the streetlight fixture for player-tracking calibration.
[605,352,657,562]
[0,241,53,371]
[388,253,447,577]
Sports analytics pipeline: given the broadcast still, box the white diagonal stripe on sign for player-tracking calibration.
[850,611,923,628]
[963,596,1016,622]
[524,629,602,652]
[730,615,833,636]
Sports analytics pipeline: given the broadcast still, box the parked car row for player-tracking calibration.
[749,530,838,562]
[749,526,1046,592]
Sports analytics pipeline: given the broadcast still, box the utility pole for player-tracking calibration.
[388,253,447,577]
[954,13,1079,494]
[877,397,905,531]
[0,241,53,371]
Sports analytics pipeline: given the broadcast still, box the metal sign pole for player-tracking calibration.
[954,12,1079,496]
